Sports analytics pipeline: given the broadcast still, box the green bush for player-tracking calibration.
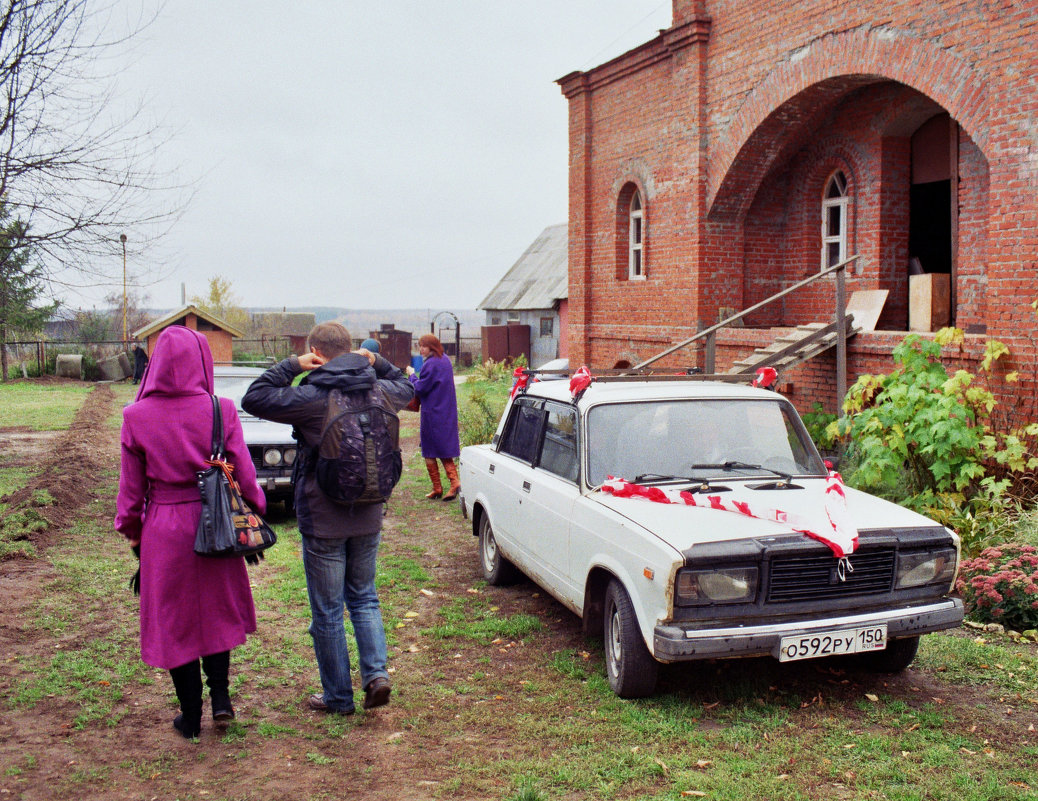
[466,356,518,383]
[458,385,507,448]
[956,543,1038,631]
[832,328,1038,547]
[801,402,838,451]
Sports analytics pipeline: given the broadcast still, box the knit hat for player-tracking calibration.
[360,338,380,353]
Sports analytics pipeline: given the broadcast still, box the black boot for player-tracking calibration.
[202,650,235,725]
[169,660,203,739]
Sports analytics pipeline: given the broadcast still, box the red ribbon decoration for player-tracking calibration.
[752,366,778,388]
[509,366,529,399]
[569,365,592,398]
[601,472,858,558]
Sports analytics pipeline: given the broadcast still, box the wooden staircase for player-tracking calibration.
[727,315,861,376]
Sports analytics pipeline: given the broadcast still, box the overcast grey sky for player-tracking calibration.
[95,1,673,312]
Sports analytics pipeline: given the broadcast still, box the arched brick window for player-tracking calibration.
[628,192,644,279]
[821,171,848,269]
[615,182,646,280]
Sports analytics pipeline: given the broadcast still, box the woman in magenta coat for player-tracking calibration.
[405,334,461,500]
[115,326,265,739]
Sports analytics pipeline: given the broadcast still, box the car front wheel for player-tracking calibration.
[603,579,659,698]
[478,514,519,586]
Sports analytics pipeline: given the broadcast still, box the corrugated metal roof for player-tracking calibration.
[479,223,568,311]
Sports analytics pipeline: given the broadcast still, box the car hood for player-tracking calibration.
[588,480,941,552]
[239,415,296,446]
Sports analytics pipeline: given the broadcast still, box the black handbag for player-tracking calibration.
[194,395,277,559]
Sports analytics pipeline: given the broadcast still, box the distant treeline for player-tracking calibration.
[249,307,484,337]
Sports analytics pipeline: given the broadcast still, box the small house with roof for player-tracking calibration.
[133,305,243,364]
[479,223,569,368]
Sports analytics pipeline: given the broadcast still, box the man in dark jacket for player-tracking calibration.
[242,322,413,715]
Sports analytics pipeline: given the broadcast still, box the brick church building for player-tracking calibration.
[558,0,1036,414]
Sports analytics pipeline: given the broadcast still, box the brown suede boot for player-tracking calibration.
[424,458,443,499]
[442,459,461,501]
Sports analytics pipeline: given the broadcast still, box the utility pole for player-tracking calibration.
[120,234,128,343]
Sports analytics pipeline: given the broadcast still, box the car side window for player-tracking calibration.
[538,402,578,482]
[499,398,545,464]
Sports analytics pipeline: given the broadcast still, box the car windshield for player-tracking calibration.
[213,374,260,415]
[585,398,826,486]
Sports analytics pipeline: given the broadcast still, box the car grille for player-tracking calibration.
[248,446,264,472]
[767,549,895,602]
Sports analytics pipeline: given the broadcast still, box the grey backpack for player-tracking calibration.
[313,386,402,505]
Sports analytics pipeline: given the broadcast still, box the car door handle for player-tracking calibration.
[489,464,495,474]
[522,481,531,493]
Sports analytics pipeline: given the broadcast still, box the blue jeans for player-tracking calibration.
[301,533,388,712]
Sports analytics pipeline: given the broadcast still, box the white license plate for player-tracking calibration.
[778,624,887,662]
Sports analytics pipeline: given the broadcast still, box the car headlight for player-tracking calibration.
[283,448,296,466]
[263,448,283,467]
[896,548,957,588]
[676,567,758,605]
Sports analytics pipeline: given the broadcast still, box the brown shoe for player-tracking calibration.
[362,677,391,710]
[442,459,461,501]
[308,693,354,715]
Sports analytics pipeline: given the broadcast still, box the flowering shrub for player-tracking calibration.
[956,543,1038,631]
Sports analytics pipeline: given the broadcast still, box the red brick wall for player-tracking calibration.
[560,0,1037,410]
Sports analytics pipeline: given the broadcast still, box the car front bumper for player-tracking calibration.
[257,474,294,499]
[653,598,964,662]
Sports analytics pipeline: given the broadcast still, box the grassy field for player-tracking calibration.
[1,379,1036,800]
[0,380,94,430]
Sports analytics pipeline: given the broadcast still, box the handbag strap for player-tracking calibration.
[209,394,225,460]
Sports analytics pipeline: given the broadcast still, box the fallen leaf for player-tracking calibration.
[655,758,669,775]
[419,588,434,596]
[703,702,720,710]
[865,693,878,702]
[681,792,707,798]
[695,759,712,769]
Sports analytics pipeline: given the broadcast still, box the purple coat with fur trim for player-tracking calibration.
[115,326,266,670]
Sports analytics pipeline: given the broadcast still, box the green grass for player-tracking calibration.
[0,381,93,430]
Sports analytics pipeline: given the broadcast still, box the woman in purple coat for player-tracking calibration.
[405,334,461,500]
[115,326,265,739]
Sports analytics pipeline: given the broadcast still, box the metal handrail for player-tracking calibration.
[632,255,859,407]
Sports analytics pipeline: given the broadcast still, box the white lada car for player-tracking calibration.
[458,373,963,698]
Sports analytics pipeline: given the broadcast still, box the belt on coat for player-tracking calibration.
[148,486,201,505]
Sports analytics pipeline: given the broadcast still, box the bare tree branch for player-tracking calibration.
[0,0,186,301]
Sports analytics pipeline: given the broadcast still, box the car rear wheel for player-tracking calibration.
[603,579,658,698]
[852,636,920,673]
[478,514,519,586]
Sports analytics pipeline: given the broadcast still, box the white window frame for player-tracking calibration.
[628,191,645,280]
[821,171,848,270]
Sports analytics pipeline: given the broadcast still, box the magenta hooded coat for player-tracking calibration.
[115,326,266,670]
